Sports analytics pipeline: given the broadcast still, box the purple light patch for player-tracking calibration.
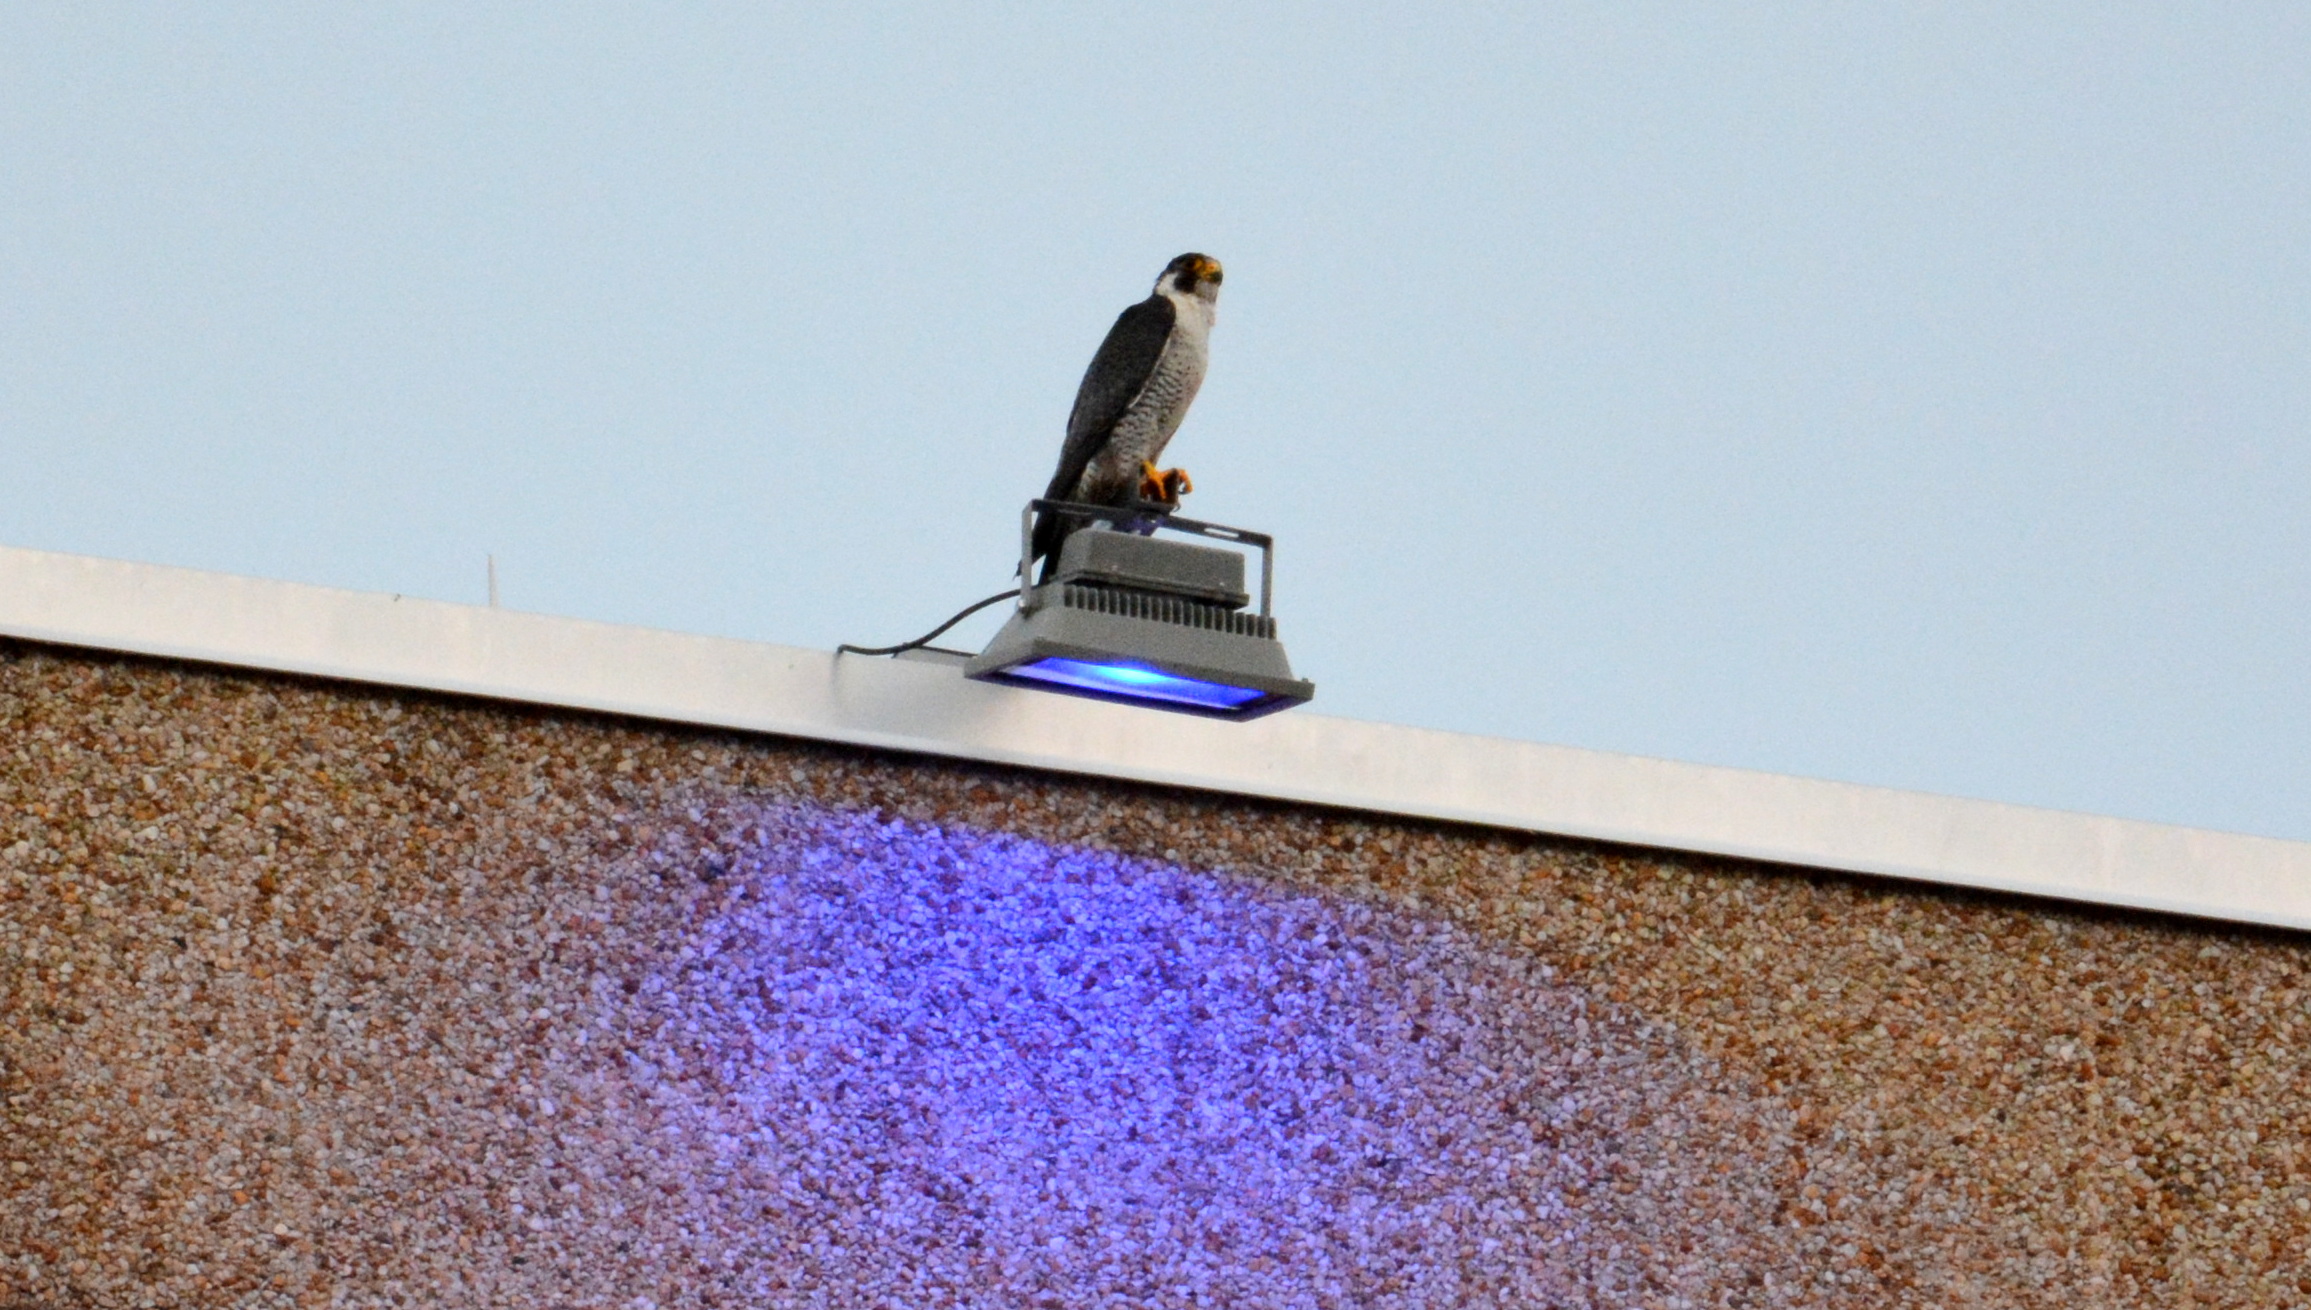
[579,804,1801,1304]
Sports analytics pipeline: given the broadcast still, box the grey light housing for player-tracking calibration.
[965,500,1315,720]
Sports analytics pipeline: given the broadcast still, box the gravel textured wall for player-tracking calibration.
[3,639,2309,1308]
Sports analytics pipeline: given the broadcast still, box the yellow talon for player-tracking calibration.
[1138,461,1193,503]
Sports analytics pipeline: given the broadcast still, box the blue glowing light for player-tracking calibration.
[667,804,1600,1301]
[1005,657,1267,710]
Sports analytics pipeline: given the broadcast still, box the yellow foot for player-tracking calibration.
[1138,461,1193,503]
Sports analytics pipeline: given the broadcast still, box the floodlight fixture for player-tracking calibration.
[964,499,1315,720]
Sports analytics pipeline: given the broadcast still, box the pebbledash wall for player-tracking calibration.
[3,546,2309,1309]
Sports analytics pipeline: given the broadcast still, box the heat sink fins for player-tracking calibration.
[1058,585,1277,640]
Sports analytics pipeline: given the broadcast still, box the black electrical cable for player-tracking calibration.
[836,589,1018,658]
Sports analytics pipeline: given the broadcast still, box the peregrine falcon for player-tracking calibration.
[1031,252,1223,578]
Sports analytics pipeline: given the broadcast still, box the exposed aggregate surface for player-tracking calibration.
[3,642,2310,1307]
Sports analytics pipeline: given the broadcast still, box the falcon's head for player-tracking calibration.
[1158,252,1223,303]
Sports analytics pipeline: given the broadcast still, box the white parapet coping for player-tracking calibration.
[5,541,2307,932]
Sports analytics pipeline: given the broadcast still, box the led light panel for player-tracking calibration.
[1003,657,1268,710]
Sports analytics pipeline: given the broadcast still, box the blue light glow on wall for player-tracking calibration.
[1004,656,1267,709]
[560,803,1777,1304]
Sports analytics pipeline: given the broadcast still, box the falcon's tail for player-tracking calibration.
[1026,506,1078,584]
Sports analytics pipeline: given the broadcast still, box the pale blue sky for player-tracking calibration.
[5,5,2307,840]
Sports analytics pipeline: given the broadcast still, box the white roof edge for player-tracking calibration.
[6,541,2306,933]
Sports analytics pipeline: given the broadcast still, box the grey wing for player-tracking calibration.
[1044,295,1176,502]
[1032,295,1176,569]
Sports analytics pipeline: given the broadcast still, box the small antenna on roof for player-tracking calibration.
[487,555,500,609]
